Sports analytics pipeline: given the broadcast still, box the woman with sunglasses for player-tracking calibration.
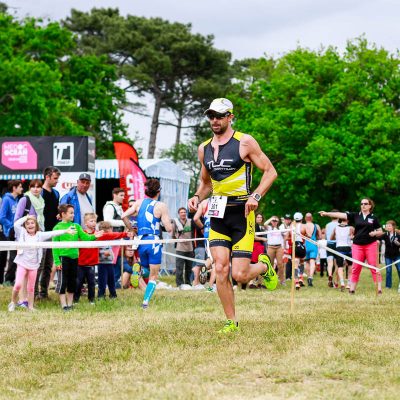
[319,198,383,294]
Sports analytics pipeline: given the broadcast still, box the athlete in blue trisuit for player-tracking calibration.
[122,179,173,309]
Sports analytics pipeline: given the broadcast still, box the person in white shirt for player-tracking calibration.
[264,216,285,284]
[103,188,126,233]
[103,187,127,289]
[331,218,354,291]
[317,229,328,278]
[325,211,339,287]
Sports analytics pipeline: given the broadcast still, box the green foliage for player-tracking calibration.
[0,12,128,159]
[0,2,7,13]
[230,38,400,221]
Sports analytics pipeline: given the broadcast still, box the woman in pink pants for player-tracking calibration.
[319,198,383,294]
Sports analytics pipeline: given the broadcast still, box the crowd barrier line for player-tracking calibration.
[163,251,208,265]
[298,233,382,272]
[1,228,397,273]
[0,237,205,251]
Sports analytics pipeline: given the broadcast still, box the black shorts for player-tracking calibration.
[335,246,352,268]
[55,256,78,295]
[209,205,254,259]
[327,242,336,260]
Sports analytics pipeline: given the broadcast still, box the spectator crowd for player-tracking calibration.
[1,171,399,312]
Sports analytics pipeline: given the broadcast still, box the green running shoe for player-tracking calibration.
[218,319,239,334]
[130,263,141,288]
[259,253,278,291]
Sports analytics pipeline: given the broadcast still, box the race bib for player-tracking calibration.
[207,196,227,219]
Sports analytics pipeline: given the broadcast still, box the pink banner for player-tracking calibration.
[2,141,37,170]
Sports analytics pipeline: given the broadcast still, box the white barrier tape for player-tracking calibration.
[298,233,381,272]
[255,228,291,236]
[163,251,208,265]
[376,257,400,272]
[0,237,206,251]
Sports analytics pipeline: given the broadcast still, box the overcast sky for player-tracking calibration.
[8,0,400,156]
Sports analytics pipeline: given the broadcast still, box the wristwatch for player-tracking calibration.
[251,192,262,202]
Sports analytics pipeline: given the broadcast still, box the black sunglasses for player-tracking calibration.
[206,112,231,120]
[360,202,369,205]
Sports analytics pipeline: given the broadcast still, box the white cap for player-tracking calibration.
[204,98,233,114]
[293,212,303,221]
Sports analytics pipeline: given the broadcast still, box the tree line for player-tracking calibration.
[1,3,399,221]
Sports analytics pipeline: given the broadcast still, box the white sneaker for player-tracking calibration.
[8,302,16,312]
[192,284,204,291]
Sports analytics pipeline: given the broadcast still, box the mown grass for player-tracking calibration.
[0,273,399,400]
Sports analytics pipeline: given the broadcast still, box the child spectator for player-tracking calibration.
[8,216,74,312]
[318,229,328,278]
[97,221,130,299]
[76,214,130,303]
[52,204,103,311]
[121,246,147,290]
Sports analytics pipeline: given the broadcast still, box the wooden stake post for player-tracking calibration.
[290,222,296,314]
[375,240,380,297]
[120,245,124,288]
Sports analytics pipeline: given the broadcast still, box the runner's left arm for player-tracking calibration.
[242,135,277,217]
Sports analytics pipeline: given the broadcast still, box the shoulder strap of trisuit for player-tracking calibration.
[201,138,212,147]
[233,131,244,141]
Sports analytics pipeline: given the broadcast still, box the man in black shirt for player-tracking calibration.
[35,166,61,299]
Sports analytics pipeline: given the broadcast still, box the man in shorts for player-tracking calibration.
[325,211,339,287]
[188,98,278,333]
[303,212,322,287]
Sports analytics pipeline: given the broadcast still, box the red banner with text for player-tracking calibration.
[113,142,147,210]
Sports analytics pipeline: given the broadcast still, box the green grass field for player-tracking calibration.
[1,273,400,400]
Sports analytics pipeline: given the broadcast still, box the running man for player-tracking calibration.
[188,98,278,333]
[122,179,173,309]
[303,212,322,287]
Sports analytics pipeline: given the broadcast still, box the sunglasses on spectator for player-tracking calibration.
[360,202,370,205]
[272,219,279,222]
[206,112,231,120]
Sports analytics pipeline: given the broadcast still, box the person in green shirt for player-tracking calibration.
[53,204,103,311]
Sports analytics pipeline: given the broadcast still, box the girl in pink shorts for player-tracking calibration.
[8,216,74,312]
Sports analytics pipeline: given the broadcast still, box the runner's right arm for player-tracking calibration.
[188,144,212,212]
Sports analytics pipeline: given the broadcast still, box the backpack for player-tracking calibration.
[104,202,124,232]
[9,196,32,241]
